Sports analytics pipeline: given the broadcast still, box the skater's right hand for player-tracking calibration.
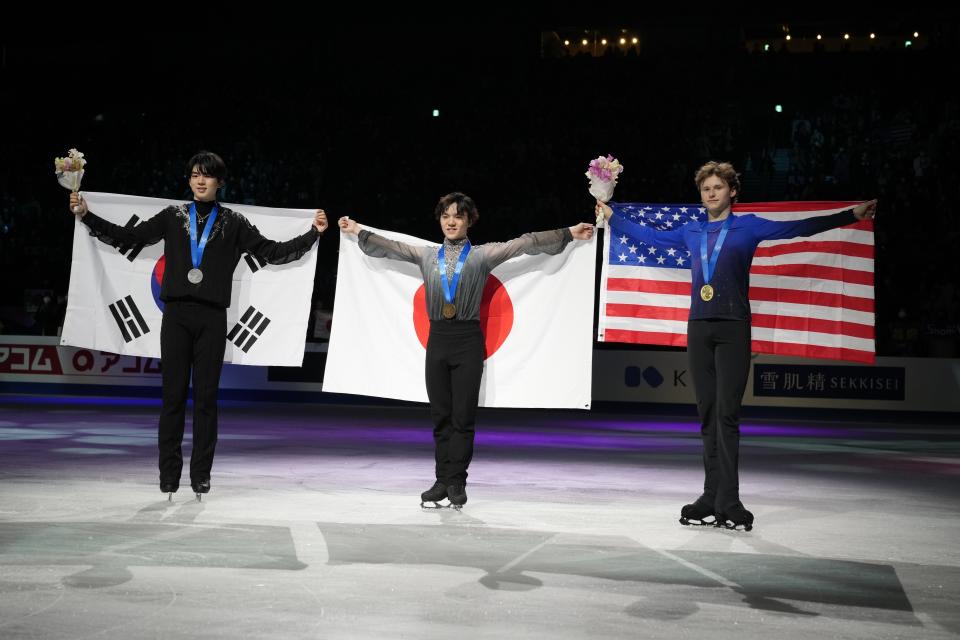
[69,192,88,218]
[595,199,612,221]
[338,216,361,235]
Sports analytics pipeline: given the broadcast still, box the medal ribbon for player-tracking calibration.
[189,202,219,271]
[438,241,472,304]
[700,215,733,290]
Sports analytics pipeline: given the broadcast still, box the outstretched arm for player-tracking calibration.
[339,216,425,264]
[599,200,686,251]
[237,210,322,265]
[70,193,167,248]
[481,223,589,270]
[753,200,876,241]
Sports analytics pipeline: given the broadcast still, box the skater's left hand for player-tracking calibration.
[313,209,329,234]
[852,199,877,221]
[570,222,594,241]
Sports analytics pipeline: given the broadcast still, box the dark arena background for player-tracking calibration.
[2,12,960,640]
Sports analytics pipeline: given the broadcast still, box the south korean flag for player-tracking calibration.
[61,192,319,366]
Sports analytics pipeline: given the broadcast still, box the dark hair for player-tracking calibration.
[185,150,227,183]
[434,192,479,226]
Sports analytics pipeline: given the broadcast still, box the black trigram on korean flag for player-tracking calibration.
[242,253,267,273]
[109,295,150,342]
[227,306,271,353]
[116,215,147,262]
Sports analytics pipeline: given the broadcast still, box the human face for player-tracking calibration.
[439,202,470,241]
[699,175,736,220]
[189,166,222,202]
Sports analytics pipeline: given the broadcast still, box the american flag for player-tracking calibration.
[598,201,875,364]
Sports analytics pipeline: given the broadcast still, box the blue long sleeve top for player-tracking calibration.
[608,204,858,321]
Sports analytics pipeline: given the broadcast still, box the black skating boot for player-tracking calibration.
[717,502,754,531]
[160,480,178,502]
[446,484,467,509]
[191,478,210,502]
[679,496,717,526]
[420,481,448,509]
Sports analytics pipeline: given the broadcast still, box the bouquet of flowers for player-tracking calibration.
[586,154,623,225]
[54,148,87,213]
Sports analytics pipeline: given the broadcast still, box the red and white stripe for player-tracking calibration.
[598,201,875,363]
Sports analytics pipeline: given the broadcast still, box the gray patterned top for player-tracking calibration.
[358,228,574,321]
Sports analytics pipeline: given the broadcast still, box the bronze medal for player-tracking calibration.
[441,303,457,319]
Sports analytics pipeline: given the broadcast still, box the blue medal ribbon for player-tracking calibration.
[700,214,733,289]
[189,202,219,272]
[438,241,472,304]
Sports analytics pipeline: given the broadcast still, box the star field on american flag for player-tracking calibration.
[610,204,699,269]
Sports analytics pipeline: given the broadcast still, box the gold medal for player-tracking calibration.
[441,303,457,319]
[700,284,714,302]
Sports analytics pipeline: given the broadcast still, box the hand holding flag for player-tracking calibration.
[313,209,329,233]
[852,199,878,220]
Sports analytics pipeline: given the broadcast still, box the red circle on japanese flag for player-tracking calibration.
[413,276,514,359]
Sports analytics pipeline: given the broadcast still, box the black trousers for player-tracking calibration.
[424,320,485,485]
[687,319,752,511]
[158,300,227,487]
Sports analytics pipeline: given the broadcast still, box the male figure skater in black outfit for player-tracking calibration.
[70,151,328,500]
